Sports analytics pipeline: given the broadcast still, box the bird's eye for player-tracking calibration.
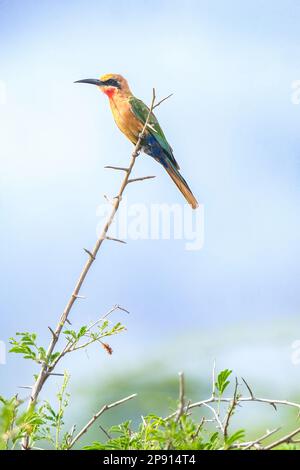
[104,79,120,88]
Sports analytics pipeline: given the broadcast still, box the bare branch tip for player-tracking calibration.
[127,175,156,184]
[241,377,255,399]
[84,248,95,260]
[104,165,128,172]
[106,236,127,244]
[48,326,57,339]
[116,305,130,314]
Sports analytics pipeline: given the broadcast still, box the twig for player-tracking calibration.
[175,372,185,422]
[99,424,112,441]
[85,304,126,333]
[67,393,137,449]
[104,166,128,171]
[49,303,128,366]
[212,359,216,398]
[223,377,239,441]
[127,175,156,184]
[106,236,127,244]
[48,326,57,340]
[83,248,95,260]
[22,87,159,450]
[66,424,76,447]
[116,305,130,314]
[153,93,173,110]
[241,377,254,399]
[166,394,300,421]
[165,372,186,450]
[165,395,300,422]
[191,417,205,441]
[263,427,300,450]
[241,377,276,410]
[202,403,224,433]
[241,428,280,450]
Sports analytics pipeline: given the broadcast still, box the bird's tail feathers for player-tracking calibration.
[164,160,198,209]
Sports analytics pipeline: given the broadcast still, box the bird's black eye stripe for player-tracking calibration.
[103,78,121,88]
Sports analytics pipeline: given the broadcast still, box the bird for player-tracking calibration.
[75,74,198,209]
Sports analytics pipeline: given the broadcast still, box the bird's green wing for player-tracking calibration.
[129,96,179,169]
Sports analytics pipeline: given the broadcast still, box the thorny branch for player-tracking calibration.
[233,426,300,451]
[67,393,137,449]
[166,393,300,421]
[263,427,300,451]
[175,372,185,423]
[21,88,171,450]
[166,369,300,450]
[223,377,239,440]
[239,428,280,450]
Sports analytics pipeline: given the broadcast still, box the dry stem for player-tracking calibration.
[67,393,137,449]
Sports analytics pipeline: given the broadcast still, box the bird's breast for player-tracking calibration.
[109,97,142,144]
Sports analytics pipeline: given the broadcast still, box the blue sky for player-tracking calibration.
[1,0,300,398]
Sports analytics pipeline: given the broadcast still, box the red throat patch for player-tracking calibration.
[103,87,116,99]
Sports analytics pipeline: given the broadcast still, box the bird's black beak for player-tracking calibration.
[74,78,104,86]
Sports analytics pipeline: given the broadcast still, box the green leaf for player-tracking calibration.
[215,369,232,395]
[49,352,60,363]
[63,329,77,340]
[225,429,245,447]
[78,326,88,338]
